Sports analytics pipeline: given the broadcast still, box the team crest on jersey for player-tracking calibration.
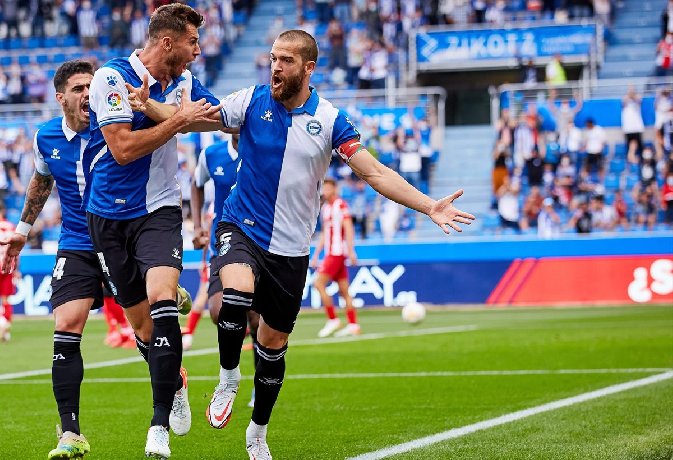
[218,232,232,256]
[214,166,225,176]
[106,91,123,113]
[306,119,322,136]
[106,75,118,86]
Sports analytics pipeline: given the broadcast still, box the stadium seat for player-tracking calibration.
[604,173,620,191]
[613,143,627,158]
[609,158,625,174]
[625,174,640,190]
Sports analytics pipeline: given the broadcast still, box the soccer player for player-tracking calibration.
[189,133,260,407]
[82,4,223,457]
[0,203,15,342]
[0,60,101,458]
[310,178,361,338]
[127,29,474,459]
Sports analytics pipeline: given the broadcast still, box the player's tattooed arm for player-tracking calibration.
[20,172,55,225]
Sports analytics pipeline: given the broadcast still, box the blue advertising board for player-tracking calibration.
[414,23,597,71]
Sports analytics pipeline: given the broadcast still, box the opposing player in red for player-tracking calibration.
[0,203,15,342]
[311,178,361,338]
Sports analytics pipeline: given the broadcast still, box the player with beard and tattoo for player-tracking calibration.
[126,29,475,459]
[81,4,224,458]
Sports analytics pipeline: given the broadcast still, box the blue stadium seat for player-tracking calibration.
[609,158,625,174]
[625,174,640,189]
[36,54,49,64]
[604,173,620,191]
[233,11,248,25]
[0,56,11,66]
[17,55,30,65]
[614,143,627,158]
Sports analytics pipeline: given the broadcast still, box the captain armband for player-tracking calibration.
[336,139,366,164]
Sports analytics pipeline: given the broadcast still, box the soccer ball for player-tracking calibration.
[401,302,426,324]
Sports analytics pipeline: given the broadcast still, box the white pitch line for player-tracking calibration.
[1,368,670,385]
[347,371,673,460]
[0,325,477,381]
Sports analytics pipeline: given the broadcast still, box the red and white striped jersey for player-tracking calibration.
[0,219,14,240]
[320,198,351,257]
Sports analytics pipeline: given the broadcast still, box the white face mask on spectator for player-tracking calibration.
[642,150,653,160]
[668,176,673,186]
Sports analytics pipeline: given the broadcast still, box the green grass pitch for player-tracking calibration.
[1,305,672,459]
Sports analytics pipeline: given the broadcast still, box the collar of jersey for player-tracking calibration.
[128,50,186,97]
[61,116,89,141]
[282,86,319,116]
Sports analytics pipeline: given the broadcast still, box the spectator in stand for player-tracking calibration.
[398,129,422,189]
[575,167,599,199]
[296,15,316,37]
[0,71,8,105]
[379,198,400,242]
[6,63,23,104]
[77,0,99,49]
[266,15,285,44]
[497,178,521,232]
[358,39,388,89]
[559,117,583,164]
[201,27,223,87]
[655,89,672,158]
[60,0,78,36]
[662,171,673,225]
[593,0,610,28]
[24,64,48,103]
[622,86,645,164]
[333,0,352,24]
[583,118,607,175]
[520,186,543,230]
[109,7,129,51]
[327,19,347,71]
[526,148,544,186]
[538,197,560,238]
[2,0,21,39]
[130,9,148,49]
[520,58,538,87]
[613,190,630,229]
[485,0,506,24]
[350,180,370,239]
[639,146,659,186]
[662,0,673,38]
[315,0,332,24]
[346,28,366,86]
[473,0,487,22]
[548,91,582,142]
[655,33,673,76]
[632,184,659,229]
[591,194,616,231]
[255,53,271,84]
[545,54,567,85]
[568,196,593,233]
[513,112,535,170]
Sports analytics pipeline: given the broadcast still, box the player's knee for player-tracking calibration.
[208,295,221,324]
[54,315,87,334]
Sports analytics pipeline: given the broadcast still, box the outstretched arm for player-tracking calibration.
[0,172,54,273]
[344,142,475,234]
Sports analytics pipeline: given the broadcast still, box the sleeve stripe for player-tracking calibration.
[99,117,133,127]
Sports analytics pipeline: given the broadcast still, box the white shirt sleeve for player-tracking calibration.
[194,149,211,188]
[33,131,51,176]
[89,67,133,127]
[220,86,255,128]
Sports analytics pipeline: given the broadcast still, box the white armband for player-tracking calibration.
[16,221,32,237]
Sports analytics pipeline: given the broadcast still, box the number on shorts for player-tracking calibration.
[53,257,66,280]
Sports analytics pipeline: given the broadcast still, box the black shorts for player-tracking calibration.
[210,222,309,334]
[207,256,224,299]
[50,250,105,310]
[86,206,183,308]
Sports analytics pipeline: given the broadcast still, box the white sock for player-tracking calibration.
[220,365,241,385]
[246,420,267,440]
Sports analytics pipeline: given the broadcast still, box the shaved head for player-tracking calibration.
[276,29,319,63]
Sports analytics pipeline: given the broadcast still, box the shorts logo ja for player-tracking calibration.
[218,232,232,256]
[154,337,170,347]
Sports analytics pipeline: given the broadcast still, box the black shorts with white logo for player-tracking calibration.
[207,255,223,299]
[50,249,105,310]
[86,206,183,308]
[211,222,309,334]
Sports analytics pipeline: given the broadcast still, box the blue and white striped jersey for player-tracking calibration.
[219,85,359,256]
[194,137,239,258]
[33,117,93,250]
[83,51,220,220]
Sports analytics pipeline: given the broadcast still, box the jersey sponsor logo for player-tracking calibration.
[243,219,255,227]
[51,148,61,160]
[154,336,170,347]
[114,198,126,204]
[106,91,123,113]
[214,166,225,176]
[306,119,322,136]
[261,110,273,122]
[176,87,183,106]
[106,75,118,86]
[218,232,232,256]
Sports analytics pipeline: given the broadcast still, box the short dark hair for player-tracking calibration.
[148,3,204,40]
[277,29,319,62]
[323,177,337,186]
[53,60,94,92]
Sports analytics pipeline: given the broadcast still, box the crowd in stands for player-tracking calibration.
[492,86,673,236]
